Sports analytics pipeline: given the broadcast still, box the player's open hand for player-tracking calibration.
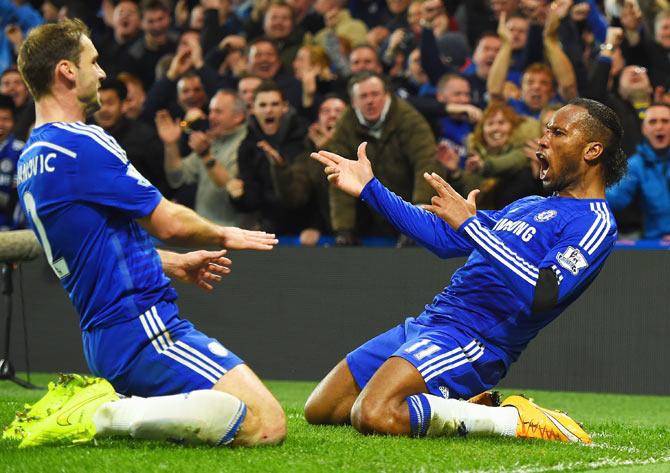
[423,172,479,230]
[220,227,278,251]
[311,142,374,198]
[170,250,232,291]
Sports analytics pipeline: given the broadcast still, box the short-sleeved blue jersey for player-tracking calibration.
[17,121,176,330]
[361,178,617,364]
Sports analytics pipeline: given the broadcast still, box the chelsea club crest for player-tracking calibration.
[534,210,557,222]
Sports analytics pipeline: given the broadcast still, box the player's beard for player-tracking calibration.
[79,90,101,118]
[541,155,581,194]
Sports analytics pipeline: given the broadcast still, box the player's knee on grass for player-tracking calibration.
[304,393,343,425]
[236,399,287,446]
[350,393,407,435]
[256,405,287,445]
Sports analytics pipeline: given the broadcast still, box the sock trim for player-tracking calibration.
[406,394,432,437]
[217,401,247,446]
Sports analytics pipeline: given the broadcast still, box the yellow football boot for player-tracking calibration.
[3,373,118,448]
[501,395,592,444]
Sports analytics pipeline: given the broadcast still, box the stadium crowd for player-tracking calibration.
[1,0,670,244]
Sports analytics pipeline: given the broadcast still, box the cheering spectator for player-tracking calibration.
[584,27,652,155]
[606,102,670,240]
[456,101,542,210]
[458,32,502,109]
[247,38,302,109]
[230,81,310,233]
[261,0,305,68]
[325,71,440,244]
[200,0,244,54]
[141,31,217,123]
[117,72,147,120]
[292,44,342,111]
[157,90,250,226]
[96,0,142,79]
[488,6,577,119]
[0,67,33,141]
[270,95,347,245]
[431,73,483,157]
[126,0,179,88]
[237,74,263,113]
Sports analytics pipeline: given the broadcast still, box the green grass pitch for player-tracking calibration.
[1,374,669,473]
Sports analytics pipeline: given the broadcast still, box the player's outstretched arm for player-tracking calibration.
[311,142,374,197]
[423,172,479,229]
[139,198,277,250]
[312,144,475,257]
[158,249,232,291]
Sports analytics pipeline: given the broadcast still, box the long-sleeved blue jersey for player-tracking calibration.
[361,178,616,364]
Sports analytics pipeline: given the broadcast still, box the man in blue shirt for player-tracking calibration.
[307,98,627,443]
[13,19,285,448]
[607,103,670,240]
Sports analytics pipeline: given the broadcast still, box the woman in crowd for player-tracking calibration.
[460,100,542,209]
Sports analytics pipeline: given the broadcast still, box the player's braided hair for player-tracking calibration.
[569,98,627,187]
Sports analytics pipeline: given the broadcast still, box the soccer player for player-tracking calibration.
[8,19,286,448]
[307,98,627,443]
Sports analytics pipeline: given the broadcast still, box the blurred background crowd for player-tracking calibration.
[1,0,670,246]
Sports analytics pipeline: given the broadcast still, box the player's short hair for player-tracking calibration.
[0,94,15,117]
[347,71,389,98]
[253,80,285,101]
[17,18,90,101]
[99,78,128,101]
[569,98,626,187]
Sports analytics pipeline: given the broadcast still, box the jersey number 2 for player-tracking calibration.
[23,192,70,279]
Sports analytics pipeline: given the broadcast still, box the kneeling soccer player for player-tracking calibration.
[306,98,627,443]
[5,19,285,448]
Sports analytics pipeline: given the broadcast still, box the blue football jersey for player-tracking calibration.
[361,178,617,364]
[17,121,176,330]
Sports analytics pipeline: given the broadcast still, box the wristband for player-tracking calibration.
[204,158,216,169]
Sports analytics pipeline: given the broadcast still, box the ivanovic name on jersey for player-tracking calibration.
[16,151,59,185]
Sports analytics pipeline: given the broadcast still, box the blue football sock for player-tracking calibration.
[406,394,432,437]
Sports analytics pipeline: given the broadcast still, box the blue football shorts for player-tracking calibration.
[346,313,508,399]
[82,300,243,397]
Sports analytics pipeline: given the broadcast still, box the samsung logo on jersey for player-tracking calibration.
[16,153,56,185]
[492,218,537,242]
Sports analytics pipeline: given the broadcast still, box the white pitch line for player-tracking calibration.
[453,456,670,473]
